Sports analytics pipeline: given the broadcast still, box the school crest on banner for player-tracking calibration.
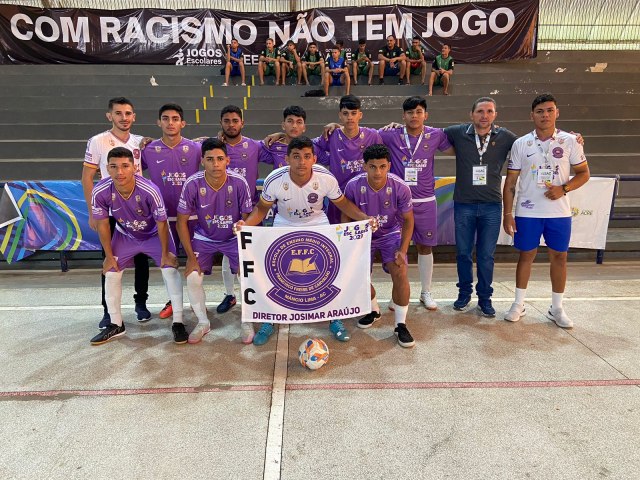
[237,221,372,323]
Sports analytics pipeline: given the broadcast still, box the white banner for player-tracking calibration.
[237,221,372,324]
[498,177,616,250]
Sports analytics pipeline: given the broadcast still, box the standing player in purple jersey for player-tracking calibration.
[89,147,186,346]
[343,145,416,347]
[81,97,151,329]
[177,138,254,344]
[378,96,454,311]
[142,103,202,321]
[314,94,383,224]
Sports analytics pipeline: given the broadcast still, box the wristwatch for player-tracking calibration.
[562,184,570,194]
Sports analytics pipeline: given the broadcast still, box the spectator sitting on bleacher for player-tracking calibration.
[352,38,374,86]
[378,35,407,85]
[258,38,281,86]
[280,40,303,85]
[428,44,454,96]
[301,42,325,86]
[222,39,246,87]
[324,46,350,96]
[405,36,427,86]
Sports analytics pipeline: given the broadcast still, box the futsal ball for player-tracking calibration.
[298,338,329,370]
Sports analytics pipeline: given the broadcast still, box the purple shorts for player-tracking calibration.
[111,229,177,271]
[412,200,437,246]
[372,233,401,274]
[193,236,239,275]
[169,219,196,254]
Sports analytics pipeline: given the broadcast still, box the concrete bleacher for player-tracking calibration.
[0,50,638,262]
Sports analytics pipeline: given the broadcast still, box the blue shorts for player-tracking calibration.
[384,64,400,77]
[331,74,343,86]
[230,64,241,76]
[514,217,572,252]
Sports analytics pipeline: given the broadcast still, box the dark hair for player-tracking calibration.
[267,37,274,43]
[286,40,295,46]
[358,38,366,45]
[201,137,227,156]
[471,96,497,113]
[339,94,361,111]
[387,35,396,41]
[363,144,390,163]
[107,147,134,163]
[402,96,427,112]
[220,104,243,120]
[108,97,134,110]
[287,136,314,154]
[442,43,451,49]
[336,40,344,47]
[532,93,557,110]
[158,103,184,120]
[309,42,317,47]
[412,36,421,41]
[283,105,306,121]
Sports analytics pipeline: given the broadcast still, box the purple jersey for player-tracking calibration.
[262,139,331,170]
[379,126,451,200]
[141,137,201,217]
[92,176,167,240]
[344,172,412,239]
[314,127,383,188]
[178,170,253,243]
[225,136,270,203]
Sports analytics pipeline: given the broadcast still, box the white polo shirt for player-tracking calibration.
[84,130,144,179]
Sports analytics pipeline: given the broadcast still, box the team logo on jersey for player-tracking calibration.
[360,144,364,149]
[183,145,189,152]
[135,195,141,203]
[283,182,289,191]
[307,193,319,204]
[265,231,340,310]
[491,141,496,146]
[109,139,115,146]
[133,149,141,159]
[424,144,429,149]
[242,141,248,149]
[181,157,188,164]
[558,138,565,145]
[386,187,392,195]
[426,231,433,238]
[111,193,116,201]
[426,133,431,139]
[226,199,233,206]
[312,182,319,190]
[527,140,533,146]
[384,200,390,208]
[200,187,206,196]
[228,185,233,194]
[359,132,364,139]
[360,186,366,194]
[552,147,564,159]
[136,208,143,215]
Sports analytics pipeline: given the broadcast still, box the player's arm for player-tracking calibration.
[81,165,99,230]
[177,213,200,277]
[396,210,414,267]
[331,195,370,222]
[545,162,590,201]
[502,169,520,236]
[236,197,273,229]
[264,131,286,146]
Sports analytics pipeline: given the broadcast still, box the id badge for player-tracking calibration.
[472,165,487,186]
[537,168,553,188]
[404,167,418,186]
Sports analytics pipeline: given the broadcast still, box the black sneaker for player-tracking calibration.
[172,323,188,344]
[357,311,381,329]
[98,312,111,330]
[477,299,496,318]
[90,323,125,345]
[378,78,384,85]
[216,295,237,314]
[135,303,152,322]
[453,294,471,311]
[394,323,415,348]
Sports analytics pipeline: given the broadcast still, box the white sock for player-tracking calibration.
[161,267,184,324]
[221,255,235,296]
[371,297,380,313]
[394,304,409,326]
[514,287,527,306]
[552,291,564,310]
[186,271,208,324]
[418,253,434,293]
[105,271,124,326]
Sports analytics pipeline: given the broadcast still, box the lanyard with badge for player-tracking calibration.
[402,127,424,186]
[534,130,556,188]
[472,131,490,186]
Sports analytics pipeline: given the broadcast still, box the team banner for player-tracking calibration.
[0,0,538,65]
[0,181,100,263]
[237,221,372,324]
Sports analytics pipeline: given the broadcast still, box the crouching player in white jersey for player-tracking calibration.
[177,138,254,344]
[235,136,376,346]
[90,147,186,345]
[343,144,416,347]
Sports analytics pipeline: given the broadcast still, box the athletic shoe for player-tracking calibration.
[90,323,125,345]
[188,322,211,344]
[357,311,381,329]
[453,294,471,311]
[241,322,255,344]
[546,307,573,329]
[388,301,396,311]
[253,323,274,346]
[241,83,247,86]
[159,301,173,319]
[420,291,438,310]
[98,312,111,330]
[172,323,188,344]
[135,303,152,322]
[477,299,496,318]
[216,295,237,314]
[504,302,526,322]
[329,320,350,342]
[378,78,384,85]
[221,82,228,86]
[394,323,415,348]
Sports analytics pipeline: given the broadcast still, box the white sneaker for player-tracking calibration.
[241,322,255,344]
[241,83,247,86]
[221,82,228,87]
[419,291,437,310]
[188,322,211,344]
[388,300,396,311]
[546,307,573,328]
[504,302,526,322]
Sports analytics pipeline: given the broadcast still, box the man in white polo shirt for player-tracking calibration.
[502,93,590,328]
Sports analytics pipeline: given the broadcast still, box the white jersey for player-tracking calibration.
[261,165,343,227]
[84,130,144,179]
[508,129,587,218]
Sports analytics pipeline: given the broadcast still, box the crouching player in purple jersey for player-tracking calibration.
[235,136,377,346]
[90,147,186,345]
[343,145,416,347]
[177,138,254,344]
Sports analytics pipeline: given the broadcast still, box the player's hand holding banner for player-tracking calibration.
[237,221,372,323]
